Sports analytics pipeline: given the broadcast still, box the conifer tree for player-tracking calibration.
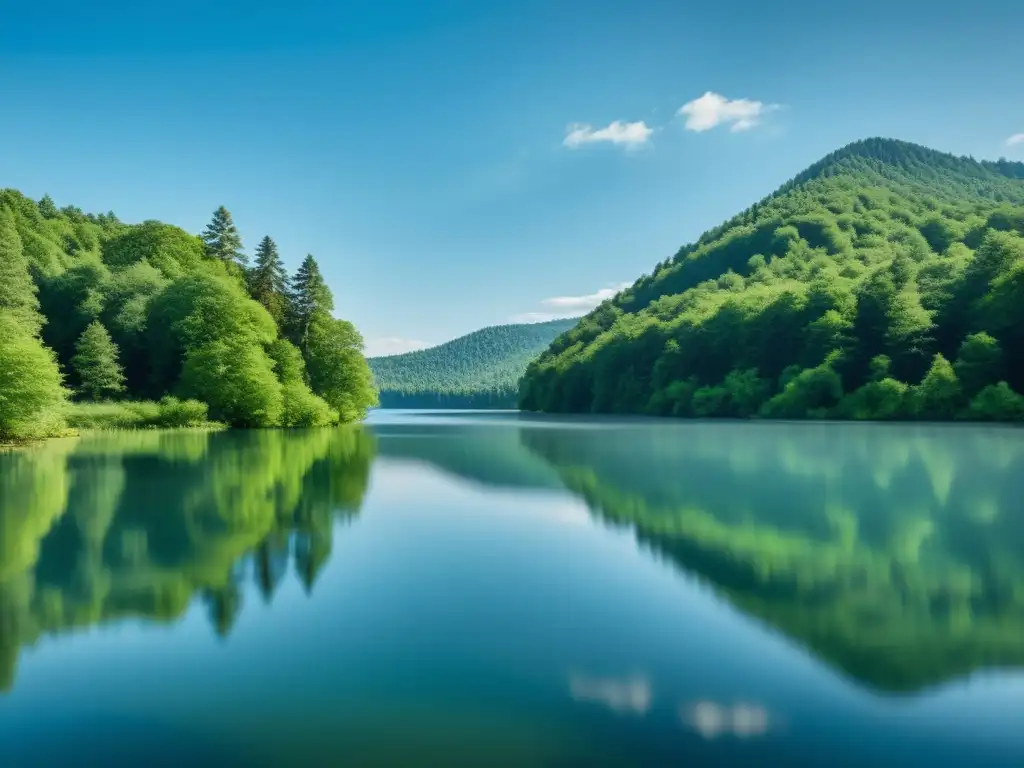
[287,254,333,351]
[201,205,245,266]
[71,321,125,401]
[247,235,289,327]
[37,194,58,219]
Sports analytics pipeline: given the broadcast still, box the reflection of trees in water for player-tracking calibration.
[0,427,375,690]
[518,421,1024,693]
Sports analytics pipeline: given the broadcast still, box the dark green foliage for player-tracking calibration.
[287,254,333,351]
[71,321,125,401]
[201,205,245,267]
[0,189,374,430]
[520,139,1024,421]
[370,318,577,408]
[966,382,1024,421]
[248,236,289,328]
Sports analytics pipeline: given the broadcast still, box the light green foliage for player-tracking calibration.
[66,397,214,430]
[0,209,43,334]
[0,315,67,441]
[71,321,125,401]
[102,220,206,278]
[369,318,578,408]
[912,354,963,420]
[180,339,284,427]
[305,316,377,422]
[520,139,1024,421]
[268,339,337,427]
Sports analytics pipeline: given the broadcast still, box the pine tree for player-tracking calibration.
[0,208,43,335]
[71,321,125,401]
[38,194,58,219]
[201,205,245,266]
[248,235,289,327]
[287,254,333,351]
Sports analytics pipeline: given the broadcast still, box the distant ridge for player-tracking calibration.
[369,317,578,408]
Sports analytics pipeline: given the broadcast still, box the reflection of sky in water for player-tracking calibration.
[2,417,1024,765]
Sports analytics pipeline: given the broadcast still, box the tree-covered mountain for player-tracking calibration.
[520,139,1024,421]
[369,318,578,408]
[0,192,376,441]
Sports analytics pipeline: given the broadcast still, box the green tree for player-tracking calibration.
[0,315,67,440]
[37,194,58,219]
[71,321,126,401]
[966,382,1024,421]
[247,236,289,327]
[0,208,43,335]
[305,316,377,422]
[953,332,1003,397]
[912,354,963,420]
[201,205,245,266]
[287,254,333,351]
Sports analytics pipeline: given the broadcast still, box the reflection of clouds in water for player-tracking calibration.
[680,700,773,738]
[568,673,652,715]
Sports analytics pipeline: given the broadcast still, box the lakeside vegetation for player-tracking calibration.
[0,194,376,443]
[369,318,576,408]
[520,139,1024,422]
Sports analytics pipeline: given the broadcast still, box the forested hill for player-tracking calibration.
[369,318,578,408]
[520,138,1024,421]
[0,191,376,441]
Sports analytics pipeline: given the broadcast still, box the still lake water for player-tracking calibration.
[2,410,1023,766]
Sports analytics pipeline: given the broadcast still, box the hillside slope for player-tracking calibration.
[520,138,1024,421]
[370,318,577,408]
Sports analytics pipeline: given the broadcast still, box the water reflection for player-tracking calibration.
[518,420,1024,693]
[0,427,375,692]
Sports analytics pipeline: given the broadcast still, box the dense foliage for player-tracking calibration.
[369,318,577,408]
[0,192,376,440]
[0,427,375,691]
[520,139,1024,421]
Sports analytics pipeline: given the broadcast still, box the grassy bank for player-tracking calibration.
[64,397,224,431]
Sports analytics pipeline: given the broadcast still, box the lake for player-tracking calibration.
[1,411,1023,766]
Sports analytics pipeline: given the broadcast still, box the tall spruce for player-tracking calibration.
[201,205,245,266]
[288,254,333,352]
[71,321,125,401]
[248,235,289,328]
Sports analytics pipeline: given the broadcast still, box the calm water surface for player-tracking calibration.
[2,411,1023,766]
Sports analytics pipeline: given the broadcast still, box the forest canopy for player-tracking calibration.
[0,193,376,440]
[519,139,1024,422]
[369,318,576,408]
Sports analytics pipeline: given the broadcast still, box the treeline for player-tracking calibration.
[0,193,376,441]
[520,139,1024,422]
[369,318,576,408]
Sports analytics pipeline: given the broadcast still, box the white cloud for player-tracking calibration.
[564,120,653,149]
[364,337,431,358]
[569,673,652,715]
[677,91,777,133]
[679,700,774,739]
[1007,133,1024,147]
[509,282,631,323]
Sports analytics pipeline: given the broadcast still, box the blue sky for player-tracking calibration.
[2,0,1022,356]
